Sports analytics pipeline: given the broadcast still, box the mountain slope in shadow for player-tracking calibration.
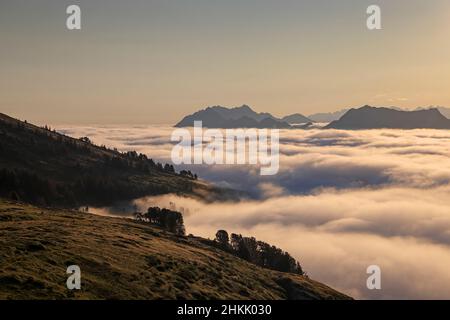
[0,113,231,207]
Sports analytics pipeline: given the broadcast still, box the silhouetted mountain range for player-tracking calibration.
[176,105,450,130]
[175,105,310,128]
[325,106,450,130]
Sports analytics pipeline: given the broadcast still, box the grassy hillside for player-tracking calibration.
[0,199,350,300]
[0,113,232,207]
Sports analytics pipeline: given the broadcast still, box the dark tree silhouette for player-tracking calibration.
[215,230,230,248]
[219,231,304,275]
[135,207,186,236]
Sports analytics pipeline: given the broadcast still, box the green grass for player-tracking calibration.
[0,199,350,300]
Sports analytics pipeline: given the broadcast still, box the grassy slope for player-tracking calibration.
[0,199,350,300]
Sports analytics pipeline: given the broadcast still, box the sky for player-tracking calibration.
[1,0,450,124]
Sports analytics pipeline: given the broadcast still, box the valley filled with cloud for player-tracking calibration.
[57,126,450,299]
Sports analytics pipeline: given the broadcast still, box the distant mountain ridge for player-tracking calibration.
[175,105,450,130]
[325,106,450,130]
[210,105,277,122]
[308,109,349,123]
[175,105,311,128]
[281,113,312,124]
[415,106,450,119]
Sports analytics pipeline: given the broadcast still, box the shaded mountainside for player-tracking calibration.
[325,106,450,130]
[0,113,231,207]
[0,200,351,300]
[175,105,291,128]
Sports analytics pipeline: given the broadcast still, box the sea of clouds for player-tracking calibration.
[57,125,450,299]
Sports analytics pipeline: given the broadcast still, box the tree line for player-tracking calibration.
[134,207,186,236]
[0,118,199,206]
[132,206,304,276]
[215,230,304,275]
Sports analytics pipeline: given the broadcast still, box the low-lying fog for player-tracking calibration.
[57,125,450,299]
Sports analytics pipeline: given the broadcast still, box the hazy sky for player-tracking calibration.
[1,0,450,124]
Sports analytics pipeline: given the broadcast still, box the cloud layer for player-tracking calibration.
[57,125,450,299]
